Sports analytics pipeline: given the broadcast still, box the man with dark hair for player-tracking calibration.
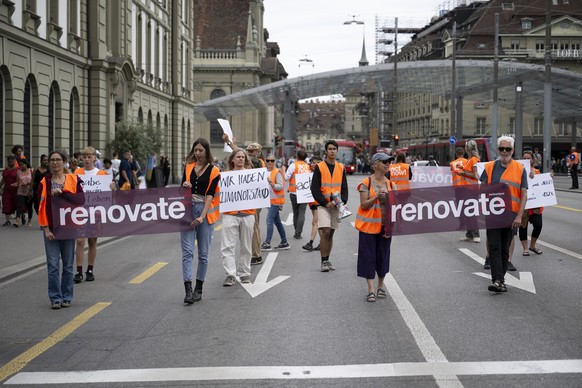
[285,149,310,239]
[310,140,348,272]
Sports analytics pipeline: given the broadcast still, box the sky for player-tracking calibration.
[264,0,457,80]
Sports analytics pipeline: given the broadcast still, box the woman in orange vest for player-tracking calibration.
[261,154,290,251]
[356,153,395,302]
[519,150,547,256]
[458,139,481,243]
[221,149,256,287]
[303,155,322,251]
[73,146,116,284]
[180,138,221,303]
[38,150,83,309]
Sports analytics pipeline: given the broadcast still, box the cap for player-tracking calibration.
[246,143,262,151]
[371,153,393,164]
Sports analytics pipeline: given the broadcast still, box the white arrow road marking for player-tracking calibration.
[240,252,289,298]
[535,238,582,261]
[459,248,537,294]
[282,213,293,225]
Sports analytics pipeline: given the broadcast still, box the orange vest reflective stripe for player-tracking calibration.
[388,163,410,190]
[450,157,468,187]
[74,167,108,176]
[184,163,221,224]
[355,177,394,234]
[38,175,80,227]
[485,160,524,213]
[269,168,285,205]
[461,156,480,184]
[223,209,256,216]
[288,160,310,193]
[317,161,344,200]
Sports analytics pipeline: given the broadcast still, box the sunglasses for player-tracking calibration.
[266,159,275,162]
[498,147,513,152]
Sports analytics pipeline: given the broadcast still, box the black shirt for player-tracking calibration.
[181,164,219,197]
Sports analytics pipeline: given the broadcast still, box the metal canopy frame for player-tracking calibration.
[193,60,582,124]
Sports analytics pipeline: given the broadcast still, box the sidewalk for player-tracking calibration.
[0,176,579,284]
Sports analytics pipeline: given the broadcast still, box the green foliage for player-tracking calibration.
[107,121,164,167]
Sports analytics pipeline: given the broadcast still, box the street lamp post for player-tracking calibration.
[343,16,367,66]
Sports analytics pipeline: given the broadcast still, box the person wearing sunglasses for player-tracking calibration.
[480,136,528,293]
[260,154,290,251]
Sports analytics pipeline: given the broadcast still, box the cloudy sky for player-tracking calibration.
[264,0,457,79]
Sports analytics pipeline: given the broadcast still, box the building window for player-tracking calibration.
[306,142,312,151]
[535,40,544,52]
[509,117,515,134]
[48,86,55,152]
[555,122,566,136]
[560,41,570,50]
[475,117,487,135]
[521,20,532,30]
[502,2,514,10]
[534,117,543,136]
[57,0,68,47]
[307,133,311,140]
[210,89,226,144]
[510,40,520,50]
[0,73,3,167]
[24,79,32,160]
[69,93,74,156]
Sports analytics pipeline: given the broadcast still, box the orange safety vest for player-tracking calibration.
[288,160,311,193]
[388,163,410,190]
[568,152,579,166]
[355,177,394,234]
[450,157,468,187]
[461,156,480,184]
[269,168,285,205]
[74,167,108,176]
[317,160,344,200]
[38,174,80,227]
[184,163,221,224]
[484,160,525,213]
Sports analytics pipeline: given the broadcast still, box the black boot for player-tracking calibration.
[193,279,203,302]
[184,281,194,304]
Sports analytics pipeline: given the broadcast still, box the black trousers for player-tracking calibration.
[571,164,579,188]
[486,227,513,283]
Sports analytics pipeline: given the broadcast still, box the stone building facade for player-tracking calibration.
[0,0,285,177]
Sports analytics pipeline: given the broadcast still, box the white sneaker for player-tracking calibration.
[473,237,481,243]
[459,236,473,242]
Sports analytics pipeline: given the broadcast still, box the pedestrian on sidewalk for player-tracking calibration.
[1,155,18,226]
[15,159,32,227]
[179,138,220,304]
[261,154,290,252]
[567,147,579,189]
[38,150,84,309]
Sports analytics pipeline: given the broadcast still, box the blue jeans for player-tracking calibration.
[265,205,287,244]
[180,202,213,282]
[44,235,75,304]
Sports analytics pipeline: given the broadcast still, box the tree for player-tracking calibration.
[107,120,164,168]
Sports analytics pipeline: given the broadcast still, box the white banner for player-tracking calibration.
[295,173,314,204]
[410,166,453,189]
[525,173,557,209]
[79,174,113,192]
[218,168,270,212]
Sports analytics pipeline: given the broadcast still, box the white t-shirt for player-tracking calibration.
[82,167,101,176]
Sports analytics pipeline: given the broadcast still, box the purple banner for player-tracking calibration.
[51,187,193,239]
[384,183,514,236]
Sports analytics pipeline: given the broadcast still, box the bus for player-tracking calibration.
[335,140,358,174]
[406,138,494,166]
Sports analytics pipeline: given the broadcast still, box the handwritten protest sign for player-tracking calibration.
[410,166,453,189]
[78,174,113,192]
[295,173,314,204]
[525,173,557,209]
[219,168,270,212]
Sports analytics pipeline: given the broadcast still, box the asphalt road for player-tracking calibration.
[1,175,581,387]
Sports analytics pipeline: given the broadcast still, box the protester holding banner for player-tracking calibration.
[310,140,348,272]
[356,153,395,302]
[180,138,221,304]
[458,140,481,243]
[285,150,311,239]
[221,149,255,286]
[388,152,412,190]
[303,156,322,251]
[38,150,84,309]
[480,136,528,293]
[73,146,114,283]
[261,154,290,251]
[519,150,547,257]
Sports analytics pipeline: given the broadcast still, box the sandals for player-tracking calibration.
[529,247,543,255]
[522,251,530,256]
[377,288,387,299]
[366,292,376,303]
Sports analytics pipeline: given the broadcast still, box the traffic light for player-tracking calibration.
[394,134,399,146]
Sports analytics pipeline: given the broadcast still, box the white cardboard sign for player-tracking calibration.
[218,168,270,212]
[525,173,557,209]
[295,173,314,204]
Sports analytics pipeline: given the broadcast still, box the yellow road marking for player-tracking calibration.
[0,302,111,382]
[214,224,222,231]
[129,262,168,284]
[553,205,582,212]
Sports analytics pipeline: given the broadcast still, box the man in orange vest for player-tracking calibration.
[450,146,474,242]
[310,140,348,272]
[567,146,579,189]
[285,149,311,239]
[480,136,528,293]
